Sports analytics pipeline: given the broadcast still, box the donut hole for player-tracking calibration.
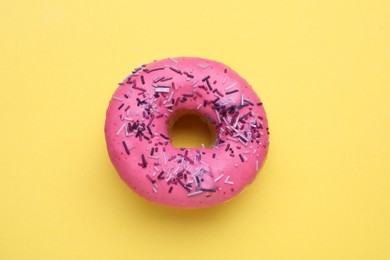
[169,110,217,149]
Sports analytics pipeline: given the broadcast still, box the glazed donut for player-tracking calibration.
[105,57,269,208]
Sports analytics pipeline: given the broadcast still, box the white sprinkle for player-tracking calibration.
[153,187,157,193]
[201,143,205,148]
[199,160,209,166]
[148,155,159,160]
[187,190,203,197]
[225,82,237,91]
[234,115,240,128]
[197,103,202,110]
[256,160,259,171]
[152,171,157,176]
[167,91,174,102]
[222,77,227,84]
[191,79,199,87]
[253,149,257,154]
[163,152,167,165]
[242,150,250,154]
[155,88,170,93]
[116,123,127,136]
[214,174,224,182]
[154,166,159,171]
[227,136,239,142]
[173,166,181,175]
[197,63,209,69]
[226,181,234,185]
[124,117,133,121]
[214,109,221,123]
[243,155,248,161]
[224,176,231,183]
[168,57,178,63]
[241,94,244,106]
[112,96,123,101]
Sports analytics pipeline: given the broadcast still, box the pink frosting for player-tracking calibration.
[105,57,269,208]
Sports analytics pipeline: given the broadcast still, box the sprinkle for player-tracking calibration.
[153,76,164,83]
[183,71,194,78]
[187,190,203,197]
[196,103,202,110]
[178,179,191,192]
[238,134,248,143]
[239,154,245,162]
[226,89,239,95]
[146,174,156,184]
[202,75,210,82]
[112,96,123,101]
[160,133,170,140]
[257,102,263,106]
[225,143,231,151]
[122,141,130,155]
[214,110,221,123]
[141,154,148,168]
[191,79,199,87]
[205,79,212,90]
[146,125,153,137]
[153,187,157,193]
[256,160,259,171]
[161,77,173,82]
[201,188,216,192]
[169,65,182,74]
[155,88,170,93]
[225,178,234,185]
[157,171,165,180]
[168,186,173,193]
[198,63,209,69]
[214,89,224,97]
[227,136,239,142]
[222,78,227,84]
[168,57,178,63]
[145,66,165,73]
[133,86,147,92]
[163,152,167,165]
[116,123,127,136]
[225,82,237,91]
[140,75,145,85]
[118,103,124,110]
[214,174,224,182]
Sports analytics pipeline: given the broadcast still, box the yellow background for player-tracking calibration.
[1,0,389,259]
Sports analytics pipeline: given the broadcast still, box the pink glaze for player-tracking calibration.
[105,57,269,208]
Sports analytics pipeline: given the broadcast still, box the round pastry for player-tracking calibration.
[105,57,269,208]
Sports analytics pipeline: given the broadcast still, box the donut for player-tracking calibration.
[105,57,269,208]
